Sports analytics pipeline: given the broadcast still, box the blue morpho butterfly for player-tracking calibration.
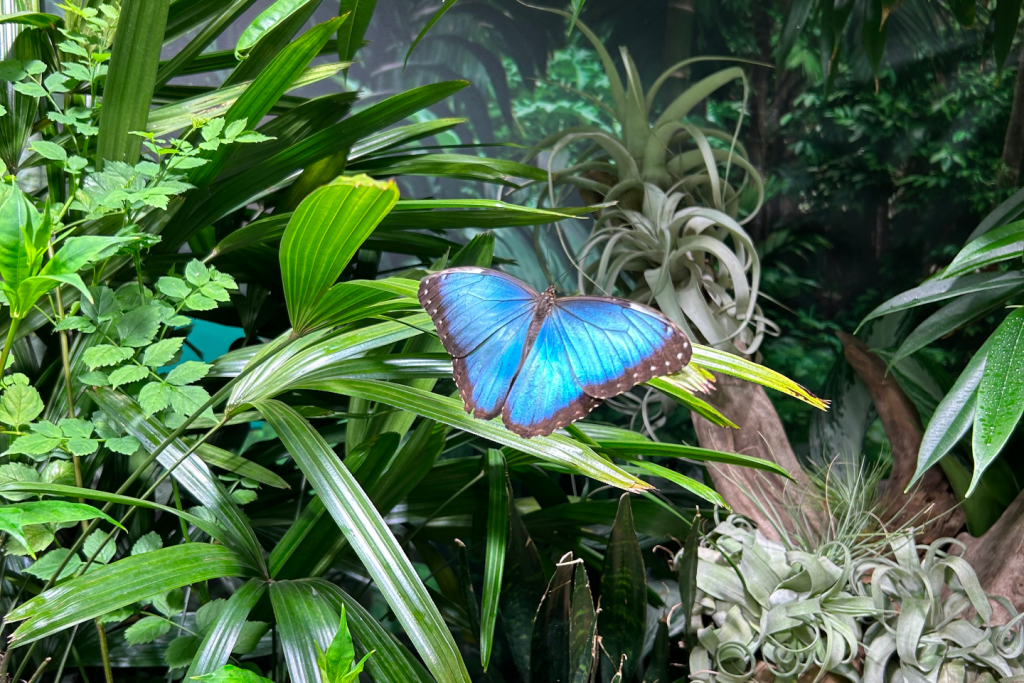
[418,267,692,438]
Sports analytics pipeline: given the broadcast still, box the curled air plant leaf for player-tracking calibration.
[683,501,1024,683]
[519,8,771,354]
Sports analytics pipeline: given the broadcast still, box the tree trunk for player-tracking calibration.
[691,373,816,543]
[1001,48,1024,185]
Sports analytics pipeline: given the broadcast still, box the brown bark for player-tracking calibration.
[837,332,964,543]
[960,494,1024,620]
[1001,48,1024,185]
[691,373,815,543]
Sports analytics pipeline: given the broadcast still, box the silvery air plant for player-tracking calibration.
[526,7,774,356]
[681,514,1024,683]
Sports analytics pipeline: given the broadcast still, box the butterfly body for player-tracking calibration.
[419,267,692,438]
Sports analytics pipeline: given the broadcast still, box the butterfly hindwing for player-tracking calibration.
[418,268,537,418]
[550,297,692,398]
[502,316,602,438]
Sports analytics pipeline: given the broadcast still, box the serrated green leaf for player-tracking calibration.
[166,634,201,668]
[0,463,41,502]
[170,384,212,416]
[185,260,210,286]
[29,139,66,161]
[83,344,134,370]
[230,489,257,505]
[26,548,82,581]
[109,364,149,388]
[131,531,162,555]
[59,418,93,438]
[0,383,44,426]
[32,420,62,438]
[124,615,170,645]
[6,433,61,457]
[166,360,211,386]
[117,305,162,347]
[143,337,184,367]
[157,276,190,300]
[106,435,141,455]
[83,530,116,564]
[154,587,186,617]
[139,381,172,415]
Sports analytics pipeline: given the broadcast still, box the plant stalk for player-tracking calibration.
[0,318,20,381]
[94,619,113,683]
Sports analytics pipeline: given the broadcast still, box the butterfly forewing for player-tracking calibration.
[551,297,692,398]
[418,268,537,418]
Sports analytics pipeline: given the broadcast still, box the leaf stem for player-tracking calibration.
[0,318,20,380]
[94,619,113,683]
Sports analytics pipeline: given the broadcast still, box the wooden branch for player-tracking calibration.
[837,332,964,543]
[690,373,816,542]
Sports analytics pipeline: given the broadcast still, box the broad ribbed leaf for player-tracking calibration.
[481,449,508,671]
[91,388,266,572]
[197,443,290,489]
[647,375,738,428]
[7,544,253,646]
[147,64,344,136]
[943,221,1024,278]
[280,174,399,333]
[690,345,828,409]
[256,400,471,683]
[971,308,1024,495]
[311,579,434,683]
[155,0,258,88]
[912,334,996,489]
[270,579,339,683]
[300,378,649,490]
[777,0,813,68]
[95,0,169,165]
[598,495,646,682]
[236,0,323,58]
[186,579,267,677]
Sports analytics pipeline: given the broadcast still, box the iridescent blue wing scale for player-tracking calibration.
[418,267,537,419]
[502,297,691,437]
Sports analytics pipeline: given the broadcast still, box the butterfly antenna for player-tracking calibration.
[374,314,436,336]
[553,222,610,296]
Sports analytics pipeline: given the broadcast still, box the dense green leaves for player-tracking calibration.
[257,400,471,683]
[7,544,254,645]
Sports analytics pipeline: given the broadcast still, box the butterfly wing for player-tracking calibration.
[418,267,538,419]
[501,296,691,437]
[501,316,602,438]
[551,297,692,398]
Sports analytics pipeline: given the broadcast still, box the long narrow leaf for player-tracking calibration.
[481,449,508,670]
[256,400,471,683]
[186,579,268,677]
[270,579,339,682]
[690,345,828,409]
[299,378,649,490]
